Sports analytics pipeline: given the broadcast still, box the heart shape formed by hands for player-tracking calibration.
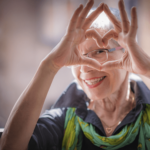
[84,0,150,77]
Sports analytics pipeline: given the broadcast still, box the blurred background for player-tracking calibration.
[0,0,149,127]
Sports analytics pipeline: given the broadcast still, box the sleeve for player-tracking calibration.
[28,108,67,150]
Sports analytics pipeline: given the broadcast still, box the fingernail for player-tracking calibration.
[120,0,124,6]
[104,4,107,8]
[132,6,136,12]
[99,3,103,7]
[79,4,83,8]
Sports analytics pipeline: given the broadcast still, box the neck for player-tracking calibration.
[88,74,135,122]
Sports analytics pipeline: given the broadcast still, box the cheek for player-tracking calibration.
[71,66,127,100]
[109,69,127,92]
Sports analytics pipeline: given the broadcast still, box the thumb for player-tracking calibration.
[101,59,122,71]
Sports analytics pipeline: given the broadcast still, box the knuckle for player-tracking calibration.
[119,60,123,69]
[115,22,122,32]
[85,18,92,25]
[86,31,92,38]
[112,31,118,39]
[123,30,129,34]
[79,15,85,21]
[132,16,137,20]
[122,20,130,28]
[70,19,76,25]
[122,20,130,24]
[131,25,138,30]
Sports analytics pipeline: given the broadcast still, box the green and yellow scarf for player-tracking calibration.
[62,104,150,150]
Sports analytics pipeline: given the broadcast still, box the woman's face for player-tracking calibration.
[71,31,127,101]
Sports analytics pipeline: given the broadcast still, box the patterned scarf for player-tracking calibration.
[62,104,150,150]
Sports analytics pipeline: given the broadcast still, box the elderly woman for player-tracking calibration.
[1,0,150,149]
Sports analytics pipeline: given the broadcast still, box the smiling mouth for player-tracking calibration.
[84,76,106,88]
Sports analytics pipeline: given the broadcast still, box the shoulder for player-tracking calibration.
[37,107,80,129]
[51,80,88,109]
[129,73,150,105]
[28,108,68,150]
[142,104,150,124]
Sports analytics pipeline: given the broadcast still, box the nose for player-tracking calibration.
[80,65,94,73]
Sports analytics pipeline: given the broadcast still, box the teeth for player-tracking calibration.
[85,76,105,85]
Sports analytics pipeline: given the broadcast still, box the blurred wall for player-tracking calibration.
[0,0,147,128]
[138,0,150,89]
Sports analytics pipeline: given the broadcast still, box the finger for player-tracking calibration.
[103,4,122,33]
[102,29,118,47]
[128,7,138,38]
[82,3,104,30]
[85,29,103,47]
[80,56,101,71]
[67,4,83,32]
[101,59,123,71]
[118,0,130,33]
[76,0,94,29]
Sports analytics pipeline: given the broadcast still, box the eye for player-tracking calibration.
[91,49,107,59]
[95,50,105,55]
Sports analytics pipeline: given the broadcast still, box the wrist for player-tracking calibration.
[40,58,61,75]
[126,39,137,47]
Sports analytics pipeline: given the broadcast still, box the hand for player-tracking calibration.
[100,0,150,77]
[44,0,104,72]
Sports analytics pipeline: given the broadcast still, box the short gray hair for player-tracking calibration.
[90,7,121,29]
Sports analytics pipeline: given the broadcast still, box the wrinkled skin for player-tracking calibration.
[101,1,150,77]
[45,0,104,72]
[45,0,150,136]
[71,30,132,137]
[47,0,150,77]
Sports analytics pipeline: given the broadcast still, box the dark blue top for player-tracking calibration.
[28,74,150,150]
